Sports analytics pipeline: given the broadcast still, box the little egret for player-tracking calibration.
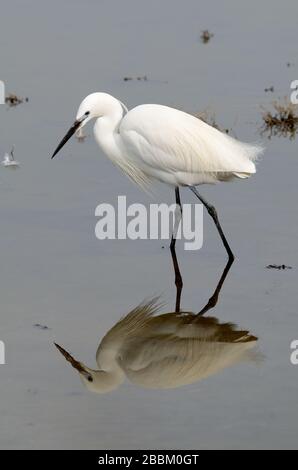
[2,145,19,168]
[55,252,259,393]
[55,298,258,393]
[52,93,264,259]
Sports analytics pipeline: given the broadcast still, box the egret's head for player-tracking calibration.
[75,92,107,122]
[54,343,121,394]
[51,92,125,159]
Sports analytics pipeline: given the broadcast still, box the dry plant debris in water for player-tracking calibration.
[201,30,214,44]
[261,99,298,140]
[5,93,29,107]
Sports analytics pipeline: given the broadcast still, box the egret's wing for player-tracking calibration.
[121,335,258,389]
[120,315,259,389]
[120,104,263,179]
[96,298,163,368]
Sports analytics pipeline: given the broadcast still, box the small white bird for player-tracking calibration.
[52,93,264,259]
[55,298,258,393]
[1,145,19,168]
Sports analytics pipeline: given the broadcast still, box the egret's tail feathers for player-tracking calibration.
[229,140,264,173]
[241,348,265,365]
[241,142,265,162]
[105,297,164,339]
[233,171,254,179]
[228,141,264,179]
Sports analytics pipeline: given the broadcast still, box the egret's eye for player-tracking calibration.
[85,111,90,116]
[87,375,93,382]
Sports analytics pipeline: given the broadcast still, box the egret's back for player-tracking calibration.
[122,338,257,389]
[120,104,263,188]
[99,300,259,390]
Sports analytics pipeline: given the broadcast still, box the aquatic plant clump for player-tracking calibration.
[5,93,28,107]
[201,30,214,44]
[261,99,298,139]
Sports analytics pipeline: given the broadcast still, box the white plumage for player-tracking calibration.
[119,104,262,187]
[52,92,264,258]
[55,298,259,393]
[53,92,263,190]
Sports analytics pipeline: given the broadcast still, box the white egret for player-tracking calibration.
[55,252,260,393]
[52,93,264,259]
[55,298,258,393]
[2,145,19,168]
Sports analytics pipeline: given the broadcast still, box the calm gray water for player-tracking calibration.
[0,0,297,450]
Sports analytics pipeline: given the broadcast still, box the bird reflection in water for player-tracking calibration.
[55,252,259,393]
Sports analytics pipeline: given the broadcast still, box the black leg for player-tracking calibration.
[170,187,183,312]
[189,186,235,261]
[197,257,234,315]
[170,243,183,313]
[170,187,182,250]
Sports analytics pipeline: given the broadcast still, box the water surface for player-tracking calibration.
[0,0,297,450]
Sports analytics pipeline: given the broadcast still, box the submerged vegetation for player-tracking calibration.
[123,75,148,82]
[266,264,292,270]
[5,93,28,107]
[261,99,298,140]
[200,30,214,44]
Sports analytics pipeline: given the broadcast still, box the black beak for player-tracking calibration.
[54,342,89,376]
[51,119,82,159]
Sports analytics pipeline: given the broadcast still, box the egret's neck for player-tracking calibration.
[89,367,125,393]
[93,99,124,164]
[86,340,125,393]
